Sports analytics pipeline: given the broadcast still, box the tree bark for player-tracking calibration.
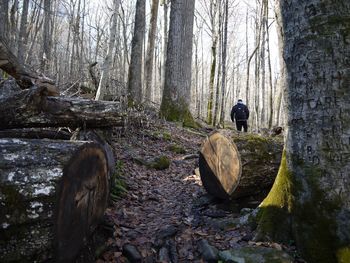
[144,0,160,103]
[159,0,196,127]
[0,86,124,129]
[199,132,283,200]
[0,138,112,262]
[0,128,71,140]
[17,0,29,63]
[257,1,350,262]
[95,0,120,101]
[127,0,146,106]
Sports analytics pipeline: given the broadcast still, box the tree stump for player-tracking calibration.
[199,132,283,199]
[0,138,113,262]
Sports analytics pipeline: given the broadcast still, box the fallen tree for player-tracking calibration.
[0,138,113,262]
[0,39,58,95]
[199,132,283,199]
[0,86,125,129]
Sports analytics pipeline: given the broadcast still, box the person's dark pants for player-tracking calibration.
[236,120,248,132]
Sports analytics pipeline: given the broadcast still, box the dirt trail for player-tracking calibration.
[94,120,296,263]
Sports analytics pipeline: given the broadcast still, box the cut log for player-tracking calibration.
[199,132,242,199]
[199,132,283,199]
[0,86,125,129]
[0,39,58,95]
[0,138,113,262]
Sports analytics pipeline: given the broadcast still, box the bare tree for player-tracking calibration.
[17,0,29,63]
[160,0,196,127]
[144,0,160,104]
[128,0,146,106]
[95,0,120,100]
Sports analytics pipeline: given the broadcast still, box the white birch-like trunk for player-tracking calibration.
[95,0,120,101]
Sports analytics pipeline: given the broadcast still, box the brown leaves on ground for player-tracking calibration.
[95,117,292,262]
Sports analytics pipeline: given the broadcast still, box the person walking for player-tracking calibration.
[230,99,249,132]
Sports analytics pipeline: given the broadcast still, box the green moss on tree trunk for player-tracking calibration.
[159,96,198,128]
[256,150,293,243]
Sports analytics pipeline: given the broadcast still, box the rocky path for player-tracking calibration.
[94,120,298,263]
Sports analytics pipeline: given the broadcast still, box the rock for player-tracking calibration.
[197,239,219,263]
[154,225,178,248]
[166,239,178,263]
[159,247,170,262]
[219,251,245,263]
[122,244,142,263]
[218,246,294,263]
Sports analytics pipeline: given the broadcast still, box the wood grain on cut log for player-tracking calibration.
[0,86,124,129]
[0,138,112,262]
[199,132,283,200]
[199,132,242,199]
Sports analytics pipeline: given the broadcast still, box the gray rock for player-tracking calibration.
[122,244,142,263]
[218,247,294,263]
[197,239,218,263]
[219,250,245,263]
[159,247,170,262]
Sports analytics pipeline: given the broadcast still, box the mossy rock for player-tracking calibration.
[167,144,186,154]
[219,246,294,263]
[149,156,170,170]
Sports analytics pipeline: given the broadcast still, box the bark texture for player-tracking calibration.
[258,1,350,262]
[127,0,146,105]
[0,138,111,262]
[0,86,124,129]
[159,0,196,126]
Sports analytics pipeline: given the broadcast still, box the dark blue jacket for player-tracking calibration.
[230,103,249,122]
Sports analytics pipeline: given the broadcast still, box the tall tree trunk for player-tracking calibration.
[219,0,228,126]
[41,0,51,72]
[127,0,146,106]
[0,0,9,42]
[95,0,120,101]
[257,1,350,263]
[144,0,159,104]
[18,0,29,63]
[160,0,168,96]
[159,0,196,127]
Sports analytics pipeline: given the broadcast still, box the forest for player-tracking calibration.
[0,0,349,263]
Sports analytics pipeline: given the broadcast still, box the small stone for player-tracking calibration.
[197,239,218,263]
[122,244,142,263]
[159,247,170,262]
[219,250,245,263]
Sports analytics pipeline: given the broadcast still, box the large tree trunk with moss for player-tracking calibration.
[199,132,283,199]
[0,138,112,262]
[257,1,350,263]
[159,0,196,127]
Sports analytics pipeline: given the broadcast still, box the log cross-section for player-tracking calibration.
[199,132,242,199]
[0,138,113,262]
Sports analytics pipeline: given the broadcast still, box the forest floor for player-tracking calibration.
[83,114,303,263]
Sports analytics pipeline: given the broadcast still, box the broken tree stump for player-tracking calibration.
[199,132,283,199]
[0,138,113,262]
